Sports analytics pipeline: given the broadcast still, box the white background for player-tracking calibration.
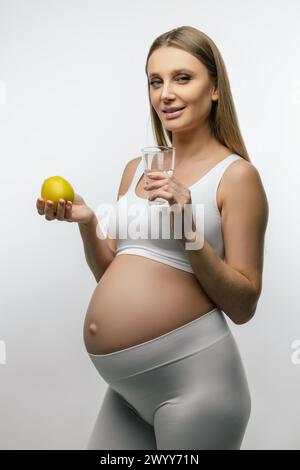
[0,0,299,450]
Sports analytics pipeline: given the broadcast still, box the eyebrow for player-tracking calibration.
[148,68,194,79]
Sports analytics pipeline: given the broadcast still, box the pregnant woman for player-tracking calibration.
[37,26,268,450]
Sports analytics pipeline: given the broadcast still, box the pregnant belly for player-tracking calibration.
[83,254,217,355]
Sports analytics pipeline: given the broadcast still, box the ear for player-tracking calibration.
[211,87,218,102]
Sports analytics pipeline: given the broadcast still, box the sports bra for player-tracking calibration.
[100,153,243,274]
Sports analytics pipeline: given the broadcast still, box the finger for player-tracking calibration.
[147,172,177,187]
[147,172,166,179]
[45,200,55,220]
[144,179,170,190]
[55,199,66,220]
[148,189,173,201]
[36,197,45,215]
[65,200,73,220]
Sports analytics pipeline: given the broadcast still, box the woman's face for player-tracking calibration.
[147,47,218,132]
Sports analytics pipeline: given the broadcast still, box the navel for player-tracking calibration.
[88,323,98,335]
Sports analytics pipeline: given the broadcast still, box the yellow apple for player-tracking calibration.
[41,176,74,212]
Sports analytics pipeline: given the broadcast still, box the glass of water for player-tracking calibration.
[141,146,176,205]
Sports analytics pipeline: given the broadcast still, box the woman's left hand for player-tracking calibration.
[144,171,192,207]
[144,171,195,244]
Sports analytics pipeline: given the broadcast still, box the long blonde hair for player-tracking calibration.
[145,26,251,162]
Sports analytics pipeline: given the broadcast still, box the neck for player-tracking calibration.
[171,124,220,163]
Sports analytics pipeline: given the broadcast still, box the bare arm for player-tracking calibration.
[179,160,269,324]
[78,213,115,283]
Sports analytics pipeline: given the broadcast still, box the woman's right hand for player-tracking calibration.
[36,192,94,225]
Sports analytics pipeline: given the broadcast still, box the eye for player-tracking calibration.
[149,76,191,86]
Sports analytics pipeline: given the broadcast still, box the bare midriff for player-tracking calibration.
[83,254,217,355]
[83,146,234,355]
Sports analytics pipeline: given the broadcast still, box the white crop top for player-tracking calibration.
[101,153,243,274]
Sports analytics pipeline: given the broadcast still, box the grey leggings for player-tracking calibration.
[86,307,251,450]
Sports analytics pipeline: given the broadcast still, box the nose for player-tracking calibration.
[160,81,176,100]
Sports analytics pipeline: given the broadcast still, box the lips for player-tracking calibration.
[162,106,185,113]
[163,106,186,119]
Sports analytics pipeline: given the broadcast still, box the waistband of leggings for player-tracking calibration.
[88,307,231,381]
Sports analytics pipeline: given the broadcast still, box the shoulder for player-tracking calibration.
[124,156,143,182]
[221,158,269,219]
[124,156,142,172]
[117,156,142,199]
[222,158,264,193]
